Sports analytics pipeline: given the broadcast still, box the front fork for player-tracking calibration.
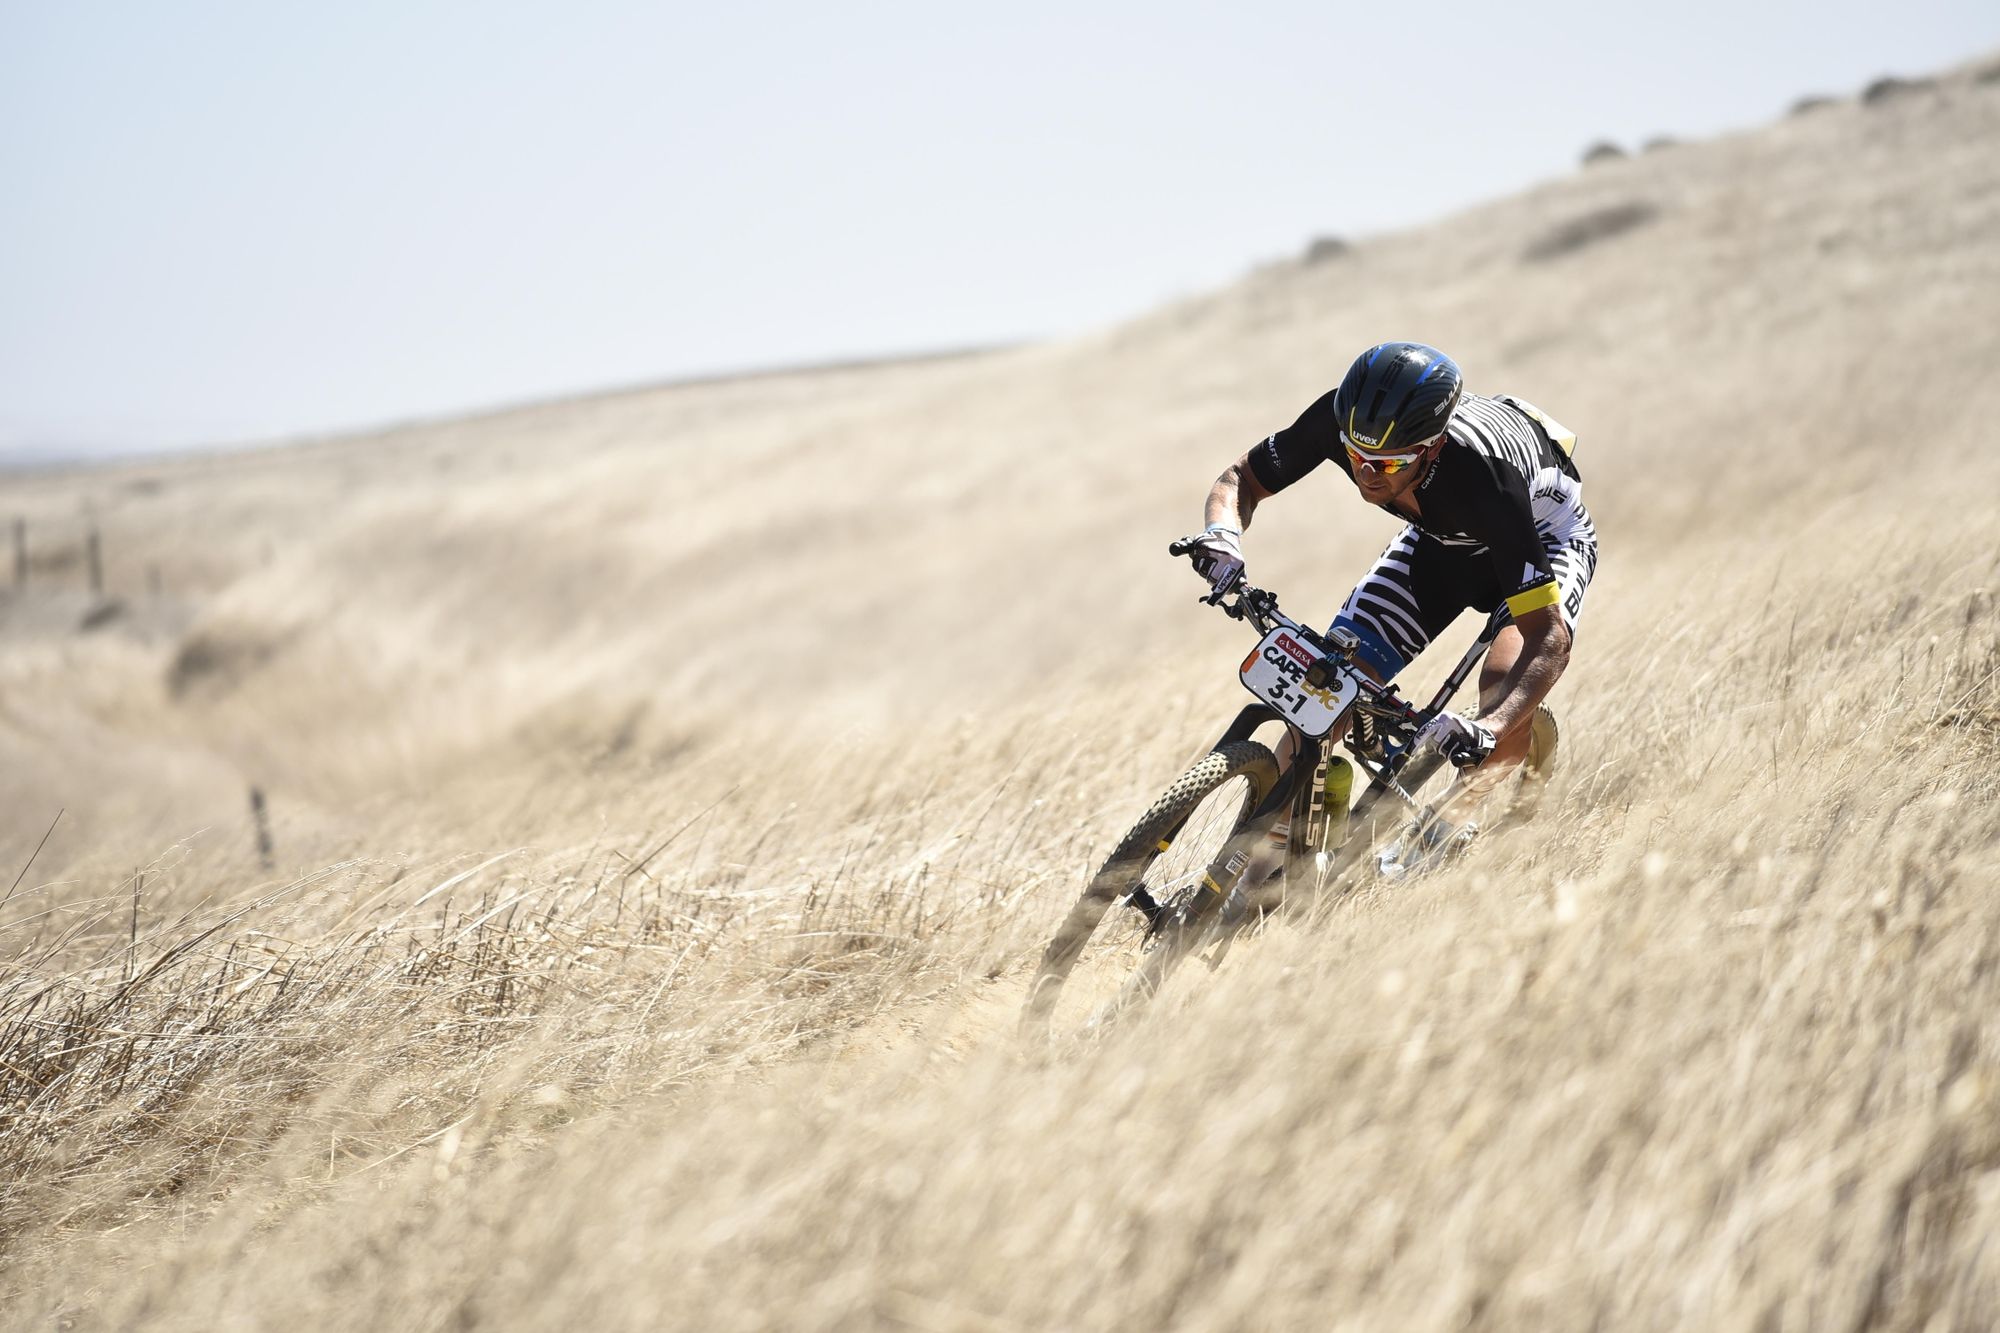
[1127,703,1302,937]
[1220,711,1424,923]
[1133,702,1403,942]
[1205,715,1344,931]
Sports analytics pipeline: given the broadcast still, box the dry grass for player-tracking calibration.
[0,727,1111,1234]
[3,51,2000,1332]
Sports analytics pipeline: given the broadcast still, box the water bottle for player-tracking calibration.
[1321,756,1353,850]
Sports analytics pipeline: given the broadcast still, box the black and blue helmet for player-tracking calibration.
[1332,342,1464,453]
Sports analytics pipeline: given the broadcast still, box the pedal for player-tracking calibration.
[1378,813,1481,881]
[1204,936,1235,971]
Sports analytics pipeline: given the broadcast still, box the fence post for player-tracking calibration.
[128,871,143,980]
[249,787,275,871]
[86,524,103,597]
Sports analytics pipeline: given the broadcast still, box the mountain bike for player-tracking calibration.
[1019,537,1555,1040]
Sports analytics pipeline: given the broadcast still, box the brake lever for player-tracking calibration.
[1171,534,1232,607]
[1198,571,1243,607]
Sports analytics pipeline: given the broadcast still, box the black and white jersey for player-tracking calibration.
[1247,390,1592,618]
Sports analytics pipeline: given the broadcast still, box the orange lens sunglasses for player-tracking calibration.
[1343,439,1429,475]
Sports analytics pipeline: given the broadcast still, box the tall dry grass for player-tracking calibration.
[4,53,2000,1332]
[3,514,1995,1330]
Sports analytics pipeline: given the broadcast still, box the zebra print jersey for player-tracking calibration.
[1247,390,1592,617]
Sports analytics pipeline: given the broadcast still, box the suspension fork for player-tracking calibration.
[1209,705,1316,835]
[1203,729,1329,962]
[1148,705,1319,922]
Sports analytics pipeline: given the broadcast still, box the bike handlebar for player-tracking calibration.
[1168,531,1512,738]
[1169,534,1299,635]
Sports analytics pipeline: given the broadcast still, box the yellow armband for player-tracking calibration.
[1506,582,1562,616]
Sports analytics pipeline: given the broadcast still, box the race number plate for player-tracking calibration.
[1238,627,1358,738]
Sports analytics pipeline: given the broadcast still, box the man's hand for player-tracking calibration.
[1188,524,1244,595]
[1417,710,1497,769]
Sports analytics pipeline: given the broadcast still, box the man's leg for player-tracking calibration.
[1433,624,1558,823]
[1460,528,1596,806]
[1422,625,1538,810]
[1475,624,1538,775]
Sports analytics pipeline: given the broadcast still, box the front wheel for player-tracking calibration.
[1020,740,1280,1040]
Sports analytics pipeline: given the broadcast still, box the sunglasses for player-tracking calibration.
[1342,436,1434,475]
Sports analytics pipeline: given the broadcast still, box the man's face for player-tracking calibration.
[1346,437,1439,504]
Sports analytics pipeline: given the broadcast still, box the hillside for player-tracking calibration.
[4,55,2000,1330]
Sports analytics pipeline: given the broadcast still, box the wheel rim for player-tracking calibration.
[1028,768,1266,1040]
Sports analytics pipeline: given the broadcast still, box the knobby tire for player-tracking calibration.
[1020,740,1279,1039]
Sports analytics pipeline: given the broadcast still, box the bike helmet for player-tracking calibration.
[1332,342,1464,453]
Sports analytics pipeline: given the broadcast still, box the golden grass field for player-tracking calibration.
[4,57,2000,1331]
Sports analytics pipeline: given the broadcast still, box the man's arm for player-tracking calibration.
[1204,450,1275,532]
[1477,604,1572,739]
[1208,399,1332,532]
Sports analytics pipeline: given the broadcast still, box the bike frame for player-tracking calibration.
[1178,569,1514,912]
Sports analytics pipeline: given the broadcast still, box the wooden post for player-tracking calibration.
[249,787,275,871]
[11,519,23,588]
[86,525,103,597]
[128,871,143,979]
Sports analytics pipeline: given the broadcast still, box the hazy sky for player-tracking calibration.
[3,1,1995,458]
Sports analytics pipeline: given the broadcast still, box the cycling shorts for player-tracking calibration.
[1330,519,1599,681]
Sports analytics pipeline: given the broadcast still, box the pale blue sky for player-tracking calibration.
[3,0,1994,460]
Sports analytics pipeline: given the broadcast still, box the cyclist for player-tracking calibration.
[1187,341,1597,818]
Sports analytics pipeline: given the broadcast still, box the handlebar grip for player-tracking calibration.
[1168,536,1199,558]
